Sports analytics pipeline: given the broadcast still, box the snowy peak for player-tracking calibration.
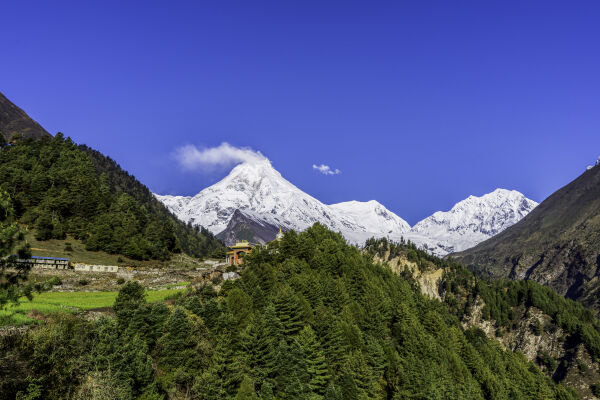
[407,188,538,254]
[155,160,360,237]
[216,159,283,188]
[330,200,411,235]
[414,188,538,236]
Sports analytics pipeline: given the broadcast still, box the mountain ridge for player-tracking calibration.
[155,160,537,254]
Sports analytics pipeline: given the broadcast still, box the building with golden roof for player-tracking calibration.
[226,240,253,266]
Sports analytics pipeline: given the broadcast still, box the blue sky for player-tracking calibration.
[2,1,599,225]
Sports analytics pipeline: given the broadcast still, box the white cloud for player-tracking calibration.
[175,142,266,170]
[313,164,341,175]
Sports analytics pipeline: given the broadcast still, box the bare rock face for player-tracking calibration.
[0,91,50,140]
[372,251,443,300]
[216,209,282,246]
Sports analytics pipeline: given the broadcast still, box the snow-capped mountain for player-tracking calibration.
[155,160,538,255]
[329,200,411,238]
[154,158,410,245]
[405,189,538,255]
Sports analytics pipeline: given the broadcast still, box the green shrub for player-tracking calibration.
[48,276,63,286]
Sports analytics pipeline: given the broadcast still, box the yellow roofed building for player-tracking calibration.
[226,240,253,266]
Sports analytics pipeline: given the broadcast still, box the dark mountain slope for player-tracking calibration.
[216,209,282,245]
[0,91,50,141]
[454,164,600,311]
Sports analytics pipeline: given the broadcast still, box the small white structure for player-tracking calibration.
[73,263,118,273]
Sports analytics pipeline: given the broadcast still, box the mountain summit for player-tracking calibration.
[408,189,538,254]
[156,161,537,254]
[0,91,51,140]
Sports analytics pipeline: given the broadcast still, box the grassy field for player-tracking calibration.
[0,286,186,326]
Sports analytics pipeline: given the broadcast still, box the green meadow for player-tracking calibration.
[0,286,186,326]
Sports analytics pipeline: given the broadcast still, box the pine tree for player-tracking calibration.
[113,281,146,329]
[273,285,306,336]
[34,213,53,240]
[273,338,309,397]
[161,307,191,354]
[323,383,343,400]
[213,312,247,396]
[344,350,377,399]
[338,373,358,400]
[226,288,254,327]
[245,305,282,384]
[116,334,154,396]
[295,325,330,394]
[0,191,34,308]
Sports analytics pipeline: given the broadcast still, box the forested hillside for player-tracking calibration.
[1,224,578,399]
[366,238,600,399]
[0,134,223,260]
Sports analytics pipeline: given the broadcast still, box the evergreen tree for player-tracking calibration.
[273,338,309,397]
[192,369,224,400]
[273,285,306,336]
[34,214,53,241]
[113,281,146,329]
[158,307,192,365]
[295,325,330,394]
[0,191,35,308]
[244,305,282,385]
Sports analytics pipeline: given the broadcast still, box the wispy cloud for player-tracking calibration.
[175,142,266,170]
[313,164,341,175]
